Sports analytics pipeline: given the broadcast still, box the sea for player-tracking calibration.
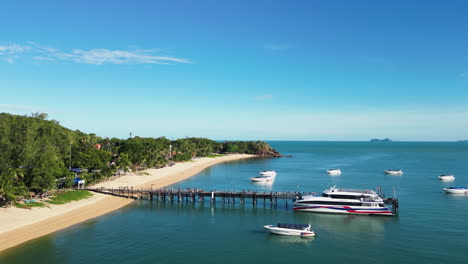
[1,141,468,264]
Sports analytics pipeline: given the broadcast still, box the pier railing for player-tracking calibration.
[86,187,316,206]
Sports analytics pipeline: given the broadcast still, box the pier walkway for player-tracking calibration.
[86,187,399,213]
[86,187,311,206]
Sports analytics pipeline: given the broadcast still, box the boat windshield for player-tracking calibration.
[277,223,309,230]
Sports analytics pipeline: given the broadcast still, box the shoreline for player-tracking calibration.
[0,154,255,253]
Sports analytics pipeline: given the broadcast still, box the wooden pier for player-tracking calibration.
[86,187,399,213]
[86,187,313,208]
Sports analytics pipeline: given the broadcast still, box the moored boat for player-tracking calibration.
[250,175,274,182]
[326,169,341,175]
[443,187,468,194]
[438,174,455,181]
[263,223,316,237]
[385,169,403,175]
[293,186,395,216]
[260,170,277,176]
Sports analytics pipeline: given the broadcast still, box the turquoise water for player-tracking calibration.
[2,141,468,263]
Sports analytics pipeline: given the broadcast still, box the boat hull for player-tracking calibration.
[293,205,394,216]
[263,226,316,237]
[385,170,403,175]
[326,170,341,176]
[250,177,273,182]
[438,176,455,181]
[444,188,468,194]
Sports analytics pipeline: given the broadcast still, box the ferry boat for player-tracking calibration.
[259,170,277,177]
[384,169,403,175]
[443,187,468,194]
[438,174,455,181]
[293,186,394,216]
[250,175,274,182]
[263,223,316,237]
[326,169,341,175]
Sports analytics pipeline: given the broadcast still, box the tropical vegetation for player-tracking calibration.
[0,112,280,206]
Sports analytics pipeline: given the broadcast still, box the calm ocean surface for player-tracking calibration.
[2,141,468,264]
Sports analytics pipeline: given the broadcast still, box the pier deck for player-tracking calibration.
[86,187,311,205]
[86,187,399,213]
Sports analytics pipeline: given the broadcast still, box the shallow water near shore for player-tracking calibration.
[1,141,468,263]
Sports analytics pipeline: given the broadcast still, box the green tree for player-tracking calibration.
[117,153,132,173]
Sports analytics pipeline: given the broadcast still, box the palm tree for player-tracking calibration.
[117,153,132,173]
[8,167,25,182]
[0,172,17,206]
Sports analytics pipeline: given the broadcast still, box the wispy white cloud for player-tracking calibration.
[0,43,31,64]
[32,56,55,62]
[54,49,191,65]
[460,73,467,77]
[255,94,273,101]
[0,42,190,65]
[0,44,30,55]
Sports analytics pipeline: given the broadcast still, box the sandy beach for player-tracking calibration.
[0,154,255,252]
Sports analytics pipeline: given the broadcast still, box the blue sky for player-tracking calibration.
[1,0,468,141]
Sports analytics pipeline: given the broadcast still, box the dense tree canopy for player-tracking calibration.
[0,113,280,205]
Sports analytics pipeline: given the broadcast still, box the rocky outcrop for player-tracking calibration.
[253,142,284,158]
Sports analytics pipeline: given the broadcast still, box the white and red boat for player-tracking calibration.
[263,223,316,237]
[293,186,394,216]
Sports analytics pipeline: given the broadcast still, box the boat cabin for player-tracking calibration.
[277,223,310,230]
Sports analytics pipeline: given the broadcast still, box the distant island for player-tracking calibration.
[456,140,468,142]
[370,138,392,142]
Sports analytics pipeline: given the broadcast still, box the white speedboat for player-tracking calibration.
[438,174,455,181]
[260,170,277,177]
[326,169,341,175]
[250,175,273,182]
[443,187,468,194]
[293,186,394,216]
[384,169,403,175]
[263,223,316,237]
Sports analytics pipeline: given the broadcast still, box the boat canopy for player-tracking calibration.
[277,223,309,230]
[73,177,83,184]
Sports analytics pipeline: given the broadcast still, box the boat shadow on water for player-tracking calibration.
[250,181,274,190]
[293,212,397,235]
[442,192,468,200]
[265,234,316,245]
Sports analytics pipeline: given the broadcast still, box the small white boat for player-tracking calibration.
[260,170,277,177]
[263,223,316,237]
[438,174,455,181]
[326,169,341,175]
[443,187,468,194]
[250,175,274,182]
[384,170,403,175]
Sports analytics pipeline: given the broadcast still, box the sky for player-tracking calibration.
[1,0,468,141]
